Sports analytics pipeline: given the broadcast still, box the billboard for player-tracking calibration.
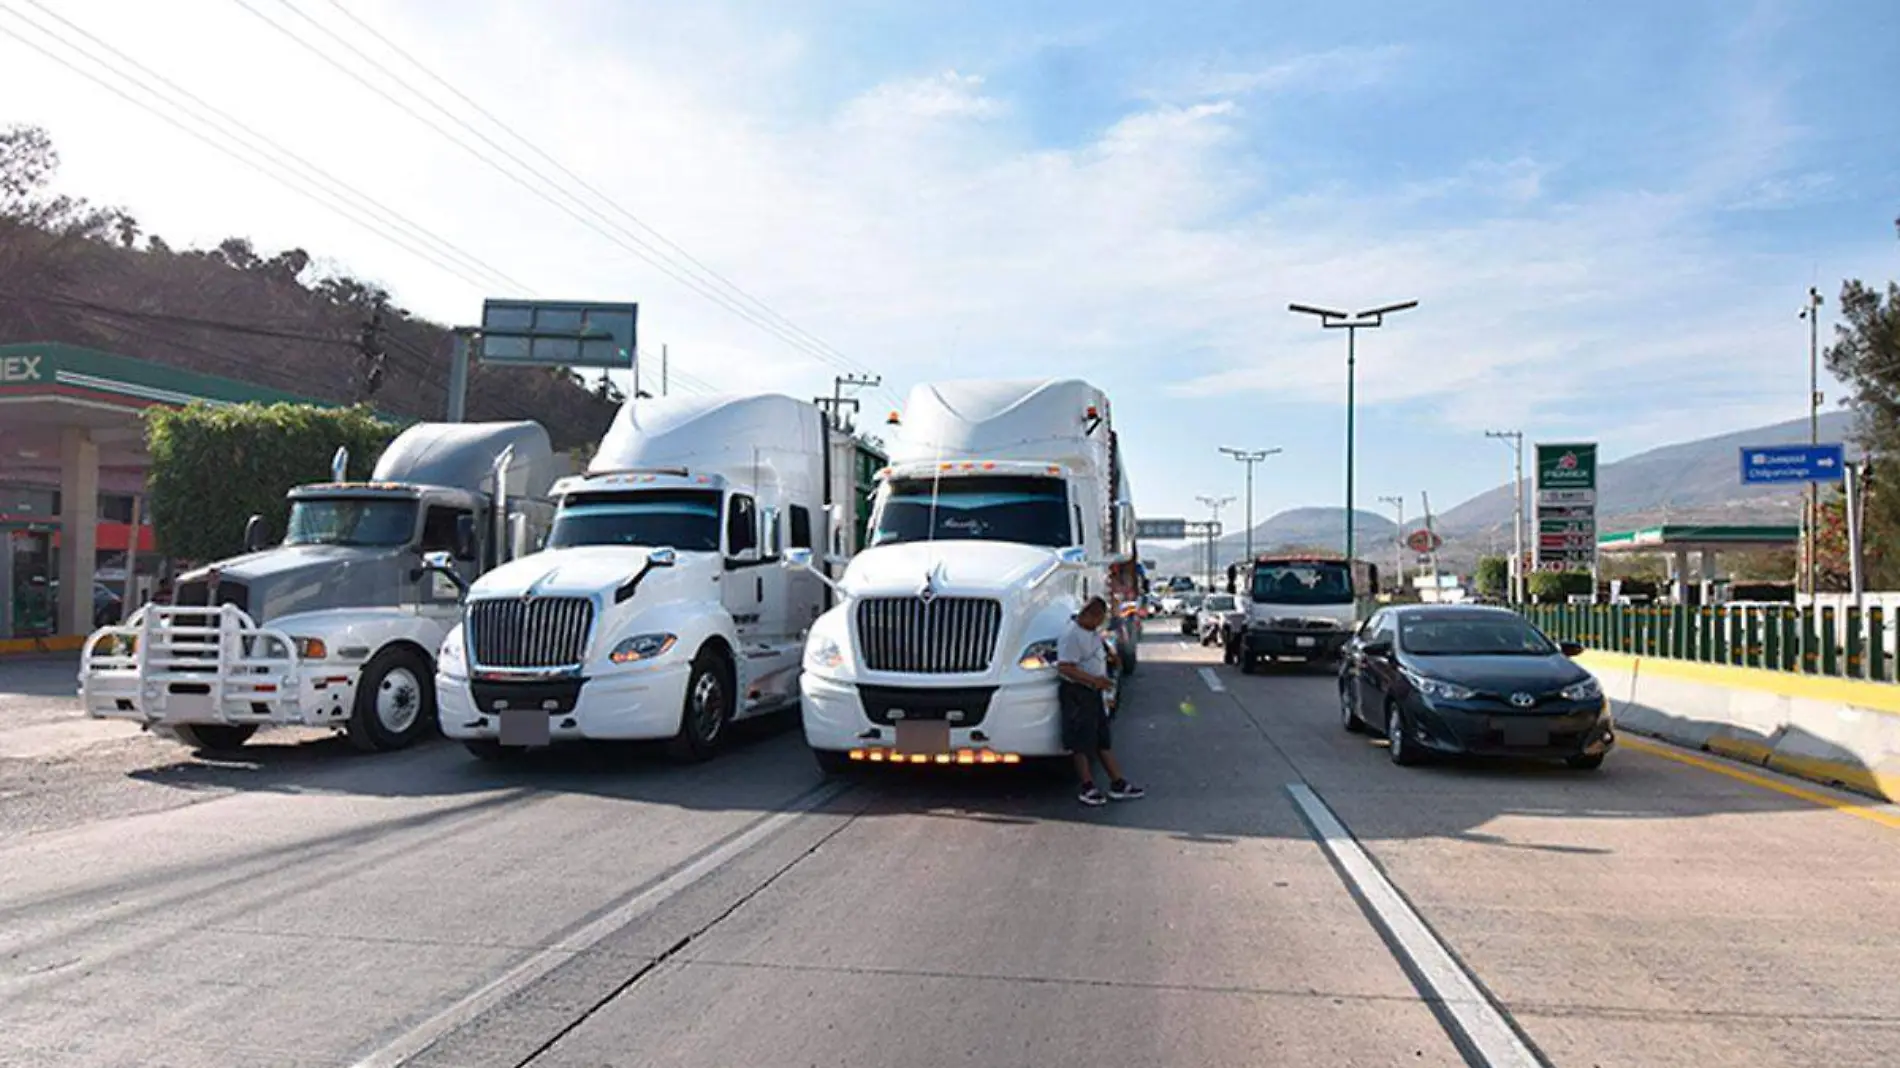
[479,299,638,370]
[1135,518,1188,540]
[1534,442,1597,574]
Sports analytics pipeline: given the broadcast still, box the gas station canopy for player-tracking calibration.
[1597,524,1800,554]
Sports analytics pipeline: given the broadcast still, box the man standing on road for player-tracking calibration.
[1058,597,1144,807]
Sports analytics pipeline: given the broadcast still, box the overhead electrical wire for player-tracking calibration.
[0,5,521,296]
[235,0,882,391]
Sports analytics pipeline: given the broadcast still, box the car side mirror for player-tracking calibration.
[243,514,268,553]
[454,514,478,561]
[1362,639,1393,658]
[783,548,814,572]
[420,550,468,597]
[1560,640,1585,658]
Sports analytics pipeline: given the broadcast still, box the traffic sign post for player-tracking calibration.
[1404,528,1442,554]
[1739,443,1845,485]
[1135,518,1188,541]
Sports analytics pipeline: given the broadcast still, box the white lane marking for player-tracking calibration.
[1287,783,1540,1068]
[353,781,854,1068]
[1197,667,1226,694]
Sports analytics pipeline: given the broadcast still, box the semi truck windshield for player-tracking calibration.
[285,498,417,547]
[1251,562,1353,605]
[550,490,721,551]
[871,475,1070,548]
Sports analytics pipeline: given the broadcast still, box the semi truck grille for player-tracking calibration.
[856,597,1002,674]
[172,579,249,615]
[468,597,595,668]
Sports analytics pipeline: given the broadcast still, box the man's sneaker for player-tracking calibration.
[1078,784,1109,807]
[1107,780,1146,801]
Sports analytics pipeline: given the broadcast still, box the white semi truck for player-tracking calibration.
[79,421,558,752]
[794,378,1141,773]
[434,393,881,762]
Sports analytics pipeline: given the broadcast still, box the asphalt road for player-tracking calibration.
[2,639,1898,1067]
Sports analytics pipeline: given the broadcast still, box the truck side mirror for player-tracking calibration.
[1225,564,1237,595]
[420,550,468,597]
[647,547,678,568]
[1056,546,1088,568]
[454,514,477,561]
[783,548,814,572]
[243,514,268,553]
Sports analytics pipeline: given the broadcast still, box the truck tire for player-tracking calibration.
[1120,640,1138,677]
[346,647,437,753]
[812,747,855,776]
[171,724,257,752]
[666,649,733,763]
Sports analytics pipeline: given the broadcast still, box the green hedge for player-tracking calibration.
[145,403,397,562]
[1526,570,1593,603]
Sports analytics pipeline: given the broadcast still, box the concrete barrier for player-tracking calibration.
[1579,650,1900,802]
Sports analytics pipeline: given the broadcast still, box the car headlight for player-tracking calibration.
[1018,639,1059,670]
[291,636,327,659]
[610,633,677,664]
[1561,676,1603,702]
[1401,668,1476,702]
[806,633,846,673]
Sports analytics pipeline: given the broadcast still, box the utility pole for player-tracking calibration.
[1196,495,1234,590]
[1800,286,1824,603]
[1485,429,1526,602]
[1378,495,1405,595]
[828,373,881,432]
[1220,447,1281,564]
[1290,300,1419,563]
[662,343,669,396]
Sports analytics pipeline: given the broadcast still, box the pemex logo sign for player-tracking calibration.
[1537,443,1597,491]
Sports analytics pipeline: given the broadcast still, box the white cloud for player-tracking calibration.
[1150,44,1411,101]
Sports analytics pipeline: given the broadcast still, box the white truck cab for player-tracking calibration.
[435,393,874,761]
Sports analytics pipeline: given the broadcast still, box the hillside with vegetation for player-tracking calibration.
[0,124,617,450]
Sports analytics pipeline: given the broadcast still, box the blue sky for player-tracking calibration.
[3,0,1896,536]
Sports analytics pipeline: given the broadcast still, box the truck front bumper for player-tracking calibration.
[79,614,358,729]
[437,661,694,744]
[801,672,1069,758]
[1239,627,1350,661]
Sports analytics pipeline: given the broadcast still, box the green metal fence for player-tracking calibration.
[1519,603,1897,683]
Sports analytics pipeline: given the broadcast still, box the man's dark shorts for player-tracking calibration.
[1059,680,1111,752]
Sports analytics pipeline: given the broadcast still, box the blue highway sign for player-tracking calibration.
[1739,443,1845,484]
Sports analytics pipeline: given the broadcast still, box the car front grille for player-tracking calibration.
[468,597,595,668]
[856,597,1002,674]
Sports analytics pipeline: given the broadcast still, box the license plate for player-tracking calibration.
[499,708,551,747]
[1295,636,1316,648]
[1500,720,1549,746]
[894,719,950,755]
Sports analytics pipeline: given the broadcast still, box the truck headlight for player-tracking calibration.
[1018,639,1059,670]
[610,633,677,664]
[292,636,327,659]
[438,630,465,670]
[806,634,845,672]
[1560,676,1602,702]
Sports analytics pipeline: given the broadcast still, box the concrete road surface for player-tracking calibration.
[2,638,1898,1067]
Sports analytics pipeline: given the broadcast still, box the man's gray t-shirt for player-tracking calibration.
[1057,617,1107,680]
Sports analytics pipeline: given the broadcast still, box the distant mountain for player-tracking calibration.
[1145,507,1394,574]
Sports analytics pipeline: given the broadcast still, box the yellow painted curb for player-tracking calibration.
[1705,734,1775,765]
[1765,752,1900,803]
[0,634,85,657]
[1624,736,1900,828]
[1577,650,1900,716]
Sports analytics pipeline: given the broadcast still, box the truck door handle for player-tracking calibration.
[756,576,764,601]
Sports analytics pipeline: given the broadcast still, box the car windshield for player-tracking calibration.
[1251,562,1353,605]
[1205,595,1235,611]
[285,497,417,547]
[1399,614,1557,656]
[549,490,722,552]
[870,475,1070,548]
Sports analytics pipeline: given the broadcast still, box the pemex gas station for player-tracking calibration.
[0,341,325,647]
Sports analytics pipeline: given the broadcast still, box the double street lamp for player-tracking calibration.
[1289,300,1419,563]
[1220,446,1282,565]
[1196,494,1235,590]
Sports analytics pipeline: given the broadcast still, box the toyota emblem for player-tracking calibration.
[1510,692,1536,708]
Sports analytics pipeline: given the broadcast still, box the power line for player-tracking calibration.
[315,0,875,381]
[0,7,510,295]
[0,290,351,344]
[234,0,878,384]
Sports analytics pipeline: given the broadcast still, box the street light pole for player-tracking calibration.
[1220,447,1281,566]
[1800,287,1824,602]
[1290,300,1418,564]
[1485,430,1525,603]
[1196,494,1234,590]
[1378,494,1405,594]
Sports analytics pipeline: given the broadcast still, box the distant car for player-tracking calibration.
[1338,604,1614,770]
[1177,592,1206,632]
[1195,593,1245,647]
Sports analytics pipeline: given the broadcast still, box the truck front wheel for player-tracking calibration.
[347,647,437,753]
[171,724,258,752]
[812,747,855,776]
[667,650,734,763]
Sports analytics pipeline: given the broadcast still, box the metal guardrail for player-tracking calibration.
[1519,602,1897,683]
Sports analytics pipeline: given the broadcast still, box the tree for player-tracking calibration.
[144,403,398,562]
[1474,555,1508,597]
[1823,217,1900,586]
[1527,570,1592,604]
